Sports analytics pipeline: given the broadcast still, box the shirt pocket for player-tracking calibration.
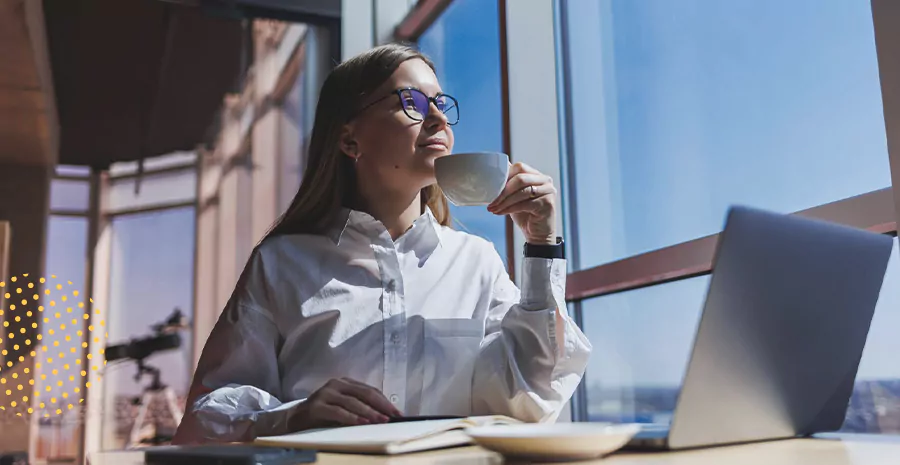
[421,318,485,416]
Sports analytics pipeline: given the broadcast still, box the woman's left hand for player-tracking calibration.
[487,162,558,245]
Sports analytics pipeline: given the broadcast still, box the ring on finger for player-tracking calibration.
[529,185,536,198]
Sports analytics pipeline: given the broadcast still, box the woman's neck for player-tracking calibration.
[353,186,423,241]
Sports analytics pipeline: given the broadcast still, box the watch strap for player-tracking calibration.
[523,237,565,259]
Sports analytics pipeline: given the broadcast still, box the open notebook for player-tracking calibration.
[255,416,521,455]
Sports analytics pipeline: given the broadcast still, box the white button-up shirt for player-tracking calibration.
[174,208,591,443]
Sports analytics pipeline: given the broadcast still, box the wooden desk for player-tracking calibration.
[88,435,900,465]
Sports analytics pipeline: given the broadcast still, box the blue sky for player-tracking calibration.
[564,0,899,390]
[418,0,508,266]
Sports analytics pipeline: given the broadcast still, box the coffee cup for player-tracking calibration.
[434,152,510,206]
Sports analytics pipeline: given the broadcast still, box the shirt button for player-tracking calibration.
[390,332,401,343]
[390,395,400,404]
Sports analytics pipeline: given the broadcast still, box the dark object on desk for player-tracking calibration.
[625,205,893,451]
[388,415,464,423]
[144,444,316,465]
[0,451,27,465]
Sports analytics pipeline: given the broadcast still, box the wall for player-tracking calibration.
[0,164,51,454]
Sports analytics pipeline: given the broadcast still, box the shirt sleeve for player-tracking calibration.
[172,249,302,444]
[471,252,592,423]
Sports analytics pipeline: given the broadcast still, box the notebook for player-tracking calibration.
[254,415,521,455]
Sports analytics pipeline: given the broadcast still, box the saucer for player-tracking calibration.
[465,423,641,461]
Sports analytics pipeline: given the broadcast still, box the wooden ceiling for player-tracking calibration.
[3,0,340,169]
[43,0,245,168]
[0,0,57,166]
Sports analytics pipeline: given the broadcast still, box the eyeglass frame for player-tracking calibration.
[351,87,460,125]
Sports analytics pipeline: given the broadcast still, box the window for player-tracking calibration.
[101,207,195,449]
[107,169,196,213]
[56,165,92,177]
[34,215,89,461]
[277,63,308,214]
[43,217,88,295]
[560,0,891,269]
[559,0,900,434]
[49,179,90,212]
[418,0,509,267]
[844,238,900,433]
[581,277,707,424]
[581,239,900,433]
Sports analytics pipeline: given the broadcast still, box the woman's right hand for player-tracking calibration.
[289,378,402,431]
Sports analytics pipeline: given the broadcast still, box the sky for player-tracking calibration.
[418,0,509,266]
[563,0,899,391]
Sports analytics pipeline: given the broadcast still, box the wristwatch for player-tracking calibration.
[523,237,565,259]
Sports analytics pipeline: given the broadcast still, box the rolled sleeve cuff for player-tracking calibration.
[520,257,567,311]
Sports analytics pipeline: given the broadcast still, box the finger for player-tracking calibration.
[331,393,389,423]
[311,402,363,426]
[488,173,549,209]
[339,379,402,416]
[490,183,554,214]
[495,193,553,216]
[506,162,540,178]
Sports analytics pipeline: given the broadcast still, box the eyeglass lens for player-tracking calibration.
[398,89,459,125]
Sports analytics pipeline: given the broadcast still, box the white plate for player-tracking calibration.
[465,423,641,461]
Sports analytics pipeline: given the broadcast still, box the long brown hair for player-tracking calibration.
[264,43,451,239]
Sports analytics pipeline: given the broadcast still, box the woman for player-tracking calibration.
[173,43,591,444]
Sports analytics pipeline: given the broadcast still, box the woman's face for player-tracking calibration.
[343,58,455,193]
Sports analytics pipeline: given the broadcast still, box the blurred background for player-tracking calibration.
[0,0,899,464]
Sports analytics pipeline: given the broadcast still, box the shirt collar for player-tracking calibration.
[327,206,443,250]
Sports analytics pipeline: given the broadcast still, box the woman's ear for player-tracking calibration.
[338,124,360,160]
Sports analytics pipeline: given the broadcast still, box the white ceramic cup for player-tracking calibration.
[434,152,510,206]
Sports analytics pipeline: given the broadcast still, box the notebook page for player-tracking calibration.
[256,418,468,447]
[255,416,523,453]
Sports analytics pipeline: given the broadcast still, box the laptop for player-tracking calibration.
[626,206,894,450]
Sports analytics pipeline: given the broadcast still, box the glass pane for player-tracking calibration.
[108,152,197,177]
[843,237,900,434]
[33,216,89,461]
[237,158,254,262]
[582,276,708,424]
[50,179,90,212]
[418,0,509,267]
[278,66,306,215]
[56,165,91,177]
[561,0,891,268]
[101,207,195,449]
[582,239,900,432]
[108,169,196,212]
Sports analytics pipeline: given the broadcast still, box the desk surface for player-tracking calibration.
[89,435,900,465]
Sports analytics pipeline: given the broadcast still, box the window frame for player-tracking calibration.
[54,161,202,458]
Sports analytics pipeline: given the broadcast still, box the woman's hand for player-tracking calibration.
[487,162,558,245]
[288,378,402,431]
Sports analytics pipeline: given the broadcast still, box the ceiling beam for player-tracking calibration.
[0,0,58,166]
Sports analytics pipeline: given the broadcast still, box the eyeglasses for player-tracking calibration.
[357,87,459,125]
